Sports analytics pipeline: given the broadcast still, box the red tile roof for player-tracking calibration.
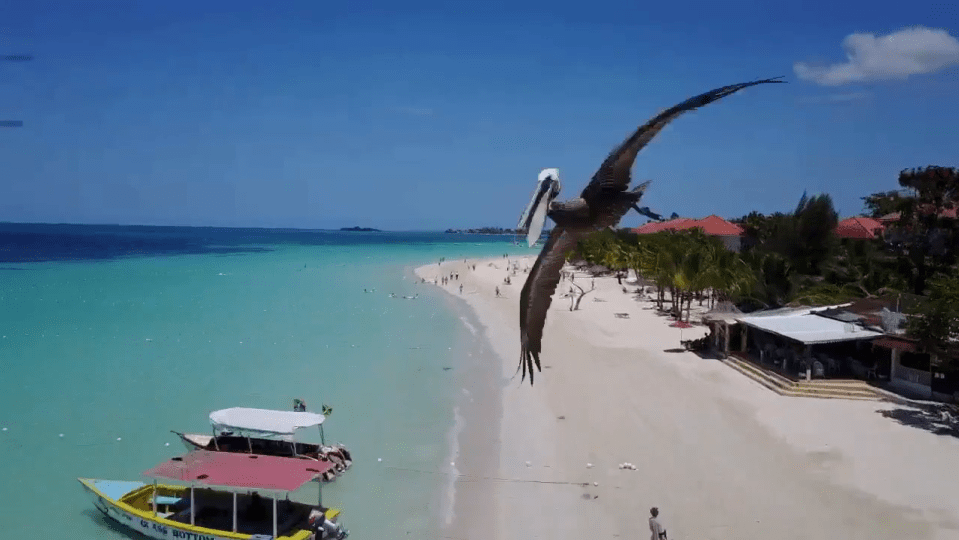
[835,216,884,239]
[633,215,744,236]
[878,205,957,223]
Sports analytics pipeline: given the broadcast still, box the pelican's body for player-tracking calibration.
[516,77,785,384]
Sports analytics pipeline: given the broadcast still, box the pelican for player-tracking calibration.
[516,77,785,384]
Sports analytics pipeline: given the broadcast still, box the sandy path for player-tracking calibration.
[416,256,959,540]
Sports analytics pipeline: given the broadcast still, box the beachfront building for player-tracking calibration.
[705,297,959,401]
[871,334,959,401]
[633,215,745,252]
[730,306,885,381]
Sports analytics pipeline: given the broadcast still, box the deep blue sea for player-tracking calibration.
[0,223,533,539]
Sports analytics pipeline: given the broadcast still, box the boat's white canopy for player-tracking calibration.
[209,407,325,440]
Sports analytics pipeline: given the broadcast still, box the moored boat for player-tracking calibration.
[173,407,352,481]
[79,450,348,540]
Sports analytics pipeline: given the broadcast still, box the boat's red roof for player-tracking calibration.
[143,451,335,492]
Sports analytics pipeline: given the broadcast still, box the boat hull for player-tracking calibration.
[79,478,293,540]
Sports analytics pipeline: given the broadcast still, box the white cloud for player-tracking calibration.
[797,92,871,104]
[794,26,959,86]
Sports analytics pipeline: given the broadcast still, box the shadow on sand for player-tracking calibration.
[879,405,959,438]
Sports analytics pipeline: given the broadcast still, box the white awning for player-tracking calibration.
[735,311,884,345]
[209,407,325,440]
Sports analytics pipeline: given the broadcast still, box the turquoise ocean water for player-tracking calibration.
[0,225,532,539]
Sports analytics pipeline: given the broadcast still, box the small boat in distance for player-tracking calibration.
[79,450,349,539]
[173,407,352,482]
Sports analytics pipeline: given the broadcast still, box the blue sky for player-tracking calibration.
[1,0,957,230]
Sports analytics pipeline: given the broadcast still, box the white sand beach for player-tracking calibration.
[416,256,959,540]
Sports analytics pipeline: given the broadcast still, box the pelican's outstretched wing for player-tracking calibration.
[580,77,785,203]
[518,227,579,385]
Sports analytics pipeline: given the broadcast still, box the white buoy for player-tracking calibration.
[116,437,122,441]
[377,458,382,462]
[165,442,170,446]
[59,433,64,438]
[450,462,455,466]
[1,427,6,431]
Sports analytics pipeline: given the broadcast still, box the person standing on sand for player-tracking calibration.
[649,507,666,540]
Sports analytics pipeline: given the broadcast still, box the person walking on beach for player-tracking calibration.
[459,284,463,294]
[649,507,667,540]
[495,286,500,297]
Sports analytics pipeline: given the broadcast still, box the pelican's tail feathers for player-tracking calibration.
[518,345,541,386]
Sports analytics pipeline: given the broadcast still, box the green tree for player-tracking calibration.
[867,166,959,294]
[862,190,908,218]
[907,273,959,361]
[792,193,839,274]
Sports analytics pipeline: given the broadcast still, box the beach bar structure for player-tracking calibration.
[709,306,885,380]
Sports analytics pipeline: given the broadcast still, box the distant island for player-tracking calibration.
[340,227,381,232]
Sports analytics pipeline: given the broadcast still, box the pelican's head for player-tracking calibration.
[517,168,562,247]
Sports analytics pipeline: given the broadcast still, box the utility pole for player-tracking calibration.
[1,53,32,128]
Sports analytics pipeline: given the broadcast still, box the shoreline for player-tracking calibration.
[417,255,959,539]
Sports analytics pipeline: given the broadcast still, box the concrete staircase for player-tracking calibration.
[723,354,883,401]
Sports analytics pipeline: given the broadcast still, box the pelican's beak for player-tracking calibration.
[517,168,561,247]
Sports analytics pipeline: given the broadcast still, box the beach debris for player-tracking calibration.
[618,462,637,470]
[593,481,599,486]
[450,462,455,466]
[586,462,593,468]
[525,461,532,467]
[443,367,452,371]
[557,416,565,420]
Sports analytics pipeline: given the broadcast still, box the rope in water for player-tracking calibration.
[384,465,588,487]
